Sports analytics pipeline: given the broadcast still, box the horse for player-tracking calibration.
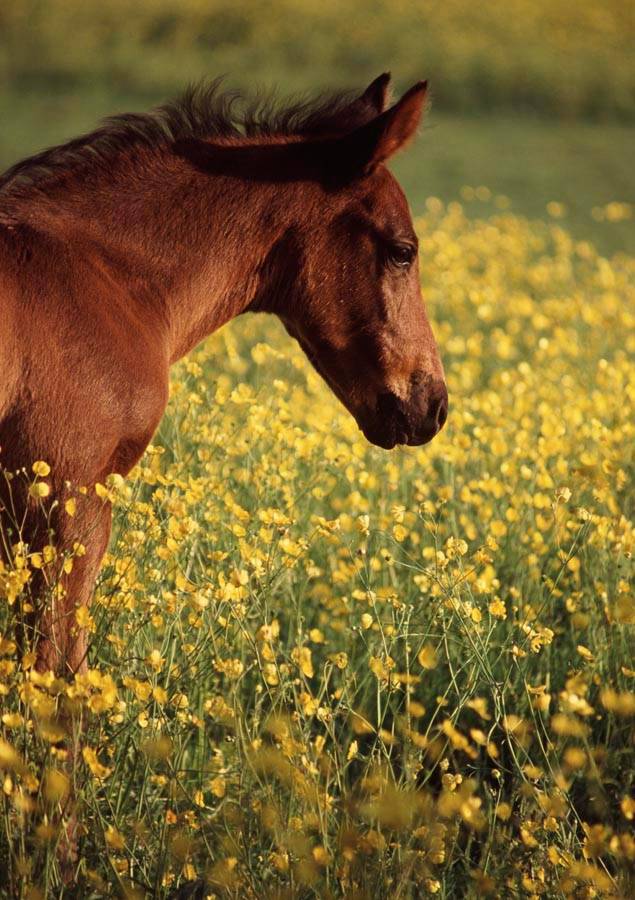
[0,73,447,680]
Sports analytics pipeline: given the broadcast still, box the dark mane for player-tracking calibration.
[0,79,372,197]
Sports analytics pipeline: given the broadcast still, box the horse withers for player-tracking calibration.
[0,73,446,678]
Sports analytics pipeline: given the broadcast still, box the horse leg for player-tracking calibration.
[35,497,112,676]
[31,497,113,884]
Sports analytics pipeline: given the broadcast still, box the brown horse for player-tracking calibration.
[0,74,446,678]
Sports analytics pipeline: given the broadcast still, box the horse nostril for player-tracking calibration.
[428,385,448,433]
[436,395,448,429]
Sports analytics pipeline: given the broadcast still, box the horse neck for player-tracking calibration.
[14,150,307,363]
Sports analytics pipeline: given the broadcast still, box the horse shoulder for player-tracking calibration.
[0,225,170,483]
[66,246,172,478]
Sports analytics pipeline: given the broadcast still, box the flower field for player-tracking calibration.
[1,199,634,897]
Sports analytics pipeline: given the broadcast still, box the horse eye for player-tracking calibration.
[387,242,416,268]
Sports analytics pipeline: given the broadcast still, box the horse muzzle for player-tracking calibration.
[362,380,448,449]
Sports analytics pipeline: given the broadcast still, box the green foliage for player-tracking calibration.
[1,0,634,119]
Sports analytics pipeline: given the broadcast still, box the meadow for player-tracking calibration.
[2,0,634,120]
[1,0,634,895]
[0,199,634,897]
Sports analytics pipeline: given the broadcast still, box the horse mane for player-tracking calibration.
[0,79,372,197]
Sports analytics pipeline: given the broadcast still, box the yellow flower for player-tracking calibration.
[331,652,348,670]
[145,649,165,672]
[152,686,168,705]
[29,482,50,499]
[43,769,70,803]
[417,644,438,669]
[488,597,507,618]
[392,524,408,542]
[209,776,226,798]
[1,712,23,729]
[82,746,112,780]
[105,826,125,851]
[621,796,635,820]
[75,605,96,632]
[601,689,635,716]
[312,846,330,866]
[355,515,370,535]
[292,646,314,678]
[369,656,394,680]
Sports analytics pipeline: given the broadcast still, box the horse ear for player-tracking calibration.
[358,72,392,115]
[337,80,428,177]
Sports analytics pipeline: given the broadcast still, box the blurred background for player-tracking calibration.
[0,0,633,253]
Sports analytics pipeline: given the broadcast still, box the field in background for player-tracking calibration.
[1,206,634,897]
[1,0,634,120]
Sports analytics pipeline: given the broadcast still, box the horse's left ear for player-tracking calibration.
[358,72,392,115]
[336,80,428,177]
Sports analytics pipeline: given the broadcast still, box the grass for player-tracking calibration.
[0,87,633,255]
[395,113,635,257]
[2,0,634,120]
[0,204,634,897]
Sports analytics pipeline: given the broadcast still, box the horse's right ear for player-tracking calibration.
[334,80,429,179]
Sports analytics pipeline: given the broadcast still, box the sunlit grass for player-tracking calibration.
[1,201,634,897]
[2,0,634,120]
